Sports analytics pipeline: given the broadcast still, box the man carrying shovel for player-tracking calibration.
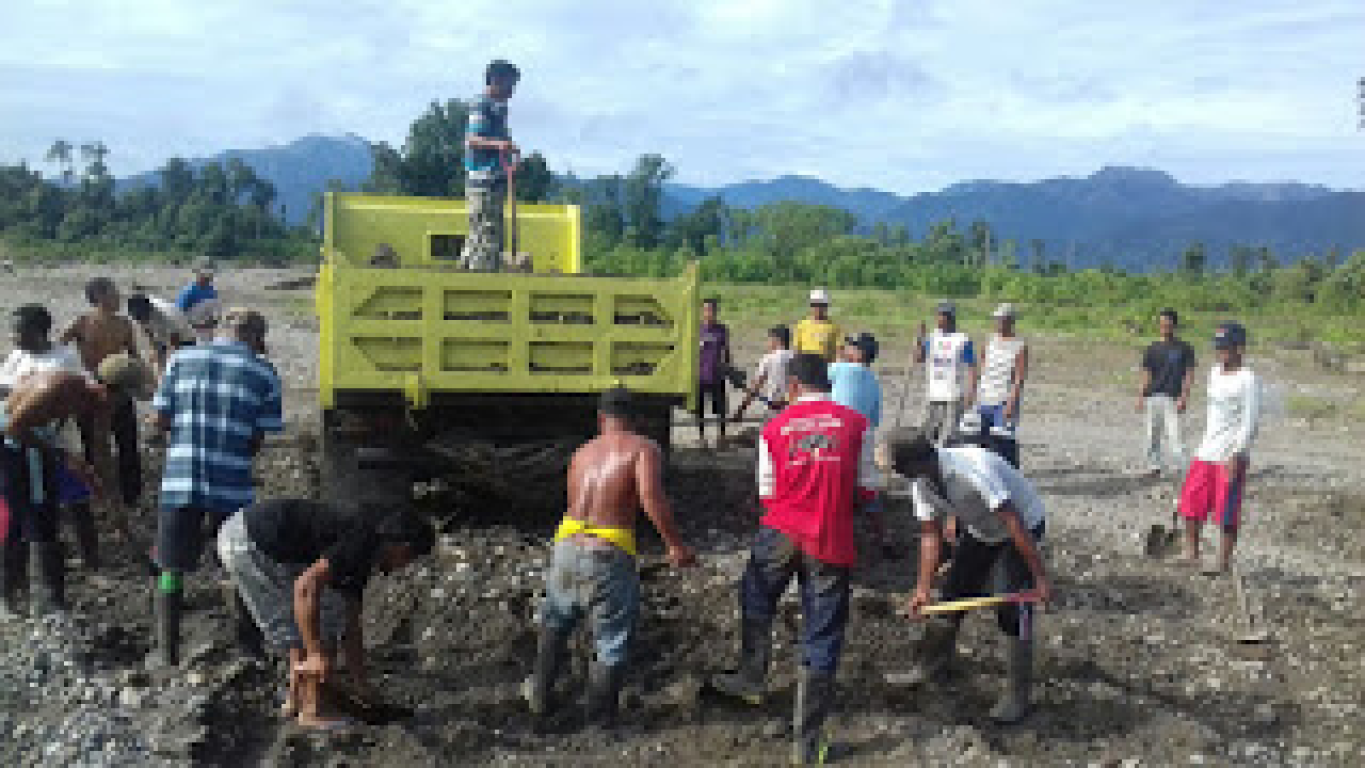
[881,426,1052,724]
[461,59,520,272]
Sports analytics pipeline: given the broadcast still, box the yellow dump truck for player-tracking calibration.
[315,193,698,510]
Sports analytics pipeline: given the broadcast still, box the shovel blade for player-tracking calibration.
[1144,524,1177,558]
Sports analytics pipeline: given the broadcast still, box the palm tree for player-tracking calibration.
[45,139,74,185]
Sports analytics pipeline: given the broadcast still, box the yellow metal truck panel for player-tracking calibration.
[324,192,581,274]
[317,193,698,410]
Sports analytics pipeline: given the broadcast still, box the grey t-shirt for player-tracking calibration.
[894,446,1046,544]
[1142,339,1195,398]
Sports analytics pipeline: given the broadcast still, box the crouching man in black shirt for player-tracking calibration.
[217,499,435,730]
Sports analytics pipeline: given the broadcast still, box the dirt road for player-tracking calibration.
[1,266,1361,766]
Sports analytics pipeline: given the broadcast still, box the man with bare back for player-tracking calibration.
[2,358,151,617]
[522,387,697,727]
[60,277,145,509]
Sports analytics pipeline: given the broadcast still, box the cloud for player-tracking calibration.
[0,0,1360,191]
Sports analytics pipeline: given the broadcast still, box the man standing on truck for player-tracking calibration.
[523,387,697,727]
[461,59,521,272]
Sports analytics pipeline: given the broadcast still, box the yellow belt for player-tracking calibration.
[554,517,637,557]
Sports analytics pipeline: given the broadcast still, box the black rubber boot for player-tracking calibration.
[150,588,183,669]
[521,626,566,716]
[585,662,625,729]
[69,502,100,570]
[224,582,265,660]
[884,614,960,686]
[29,542,66,616]
[793,667,835,765]
[1,540,25,619]
[989,634,1033,724]
[709,618,772,704]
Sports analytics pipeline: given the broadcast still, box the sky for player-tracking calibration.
[2,0,1362,192]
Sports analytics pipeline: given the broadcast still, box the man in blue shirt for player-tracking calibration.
[829,333,882,429]
[829,332,893,558]
[150,307,283,667]
[460,59,520,272]
[176,262,221,341]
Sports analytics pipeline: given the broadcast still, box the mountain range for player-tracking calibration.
[123,135,1363,271]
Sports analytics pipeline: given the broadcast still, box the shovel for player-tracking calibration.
[1231,561,1270,644]
[501,150,530,273]
[1144,500,1181,558]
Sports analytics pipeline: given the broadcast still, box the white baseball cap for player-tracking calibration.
[993,302,1016,318]
[809,288,830,306]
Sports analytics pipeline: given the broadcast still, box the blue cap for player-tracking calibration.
[1214,322,1247,349]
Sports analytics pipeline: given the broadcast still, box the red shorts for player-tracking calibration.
[1179,459,1247,530]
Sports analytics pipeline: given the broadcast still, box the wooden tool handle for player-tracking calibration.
[919,593,1037,615]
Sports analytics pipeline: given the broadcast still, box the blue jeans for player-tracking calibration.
[540,539,640,668]
[740,526,851,674]
[1,440,57,544]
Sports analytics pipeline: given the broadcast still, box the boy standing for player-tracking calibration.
[695,298,732,448]
[60,278,144,509]
[733,326,794,420]
[973,303,1028,432]
[1137,308,1195,477]
[1178,322,1259,575]
[461,59,521,272]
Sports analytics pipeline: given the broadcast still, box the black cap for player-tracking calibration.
[1213,322,1247,350]
[844,332,879,364]
[599,387,633,417]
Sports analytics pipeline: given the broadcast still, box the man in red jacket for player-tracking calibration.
[711,353,879,765]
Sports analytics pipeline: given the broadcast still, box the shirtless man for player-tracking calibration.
[523,387,697,726]
[2,364,147,616]
[60,277,144,509]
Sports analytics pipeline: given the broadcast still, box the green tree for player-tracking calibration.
[1180,242,1206,276]
[514,152,555,203]
[623,154,674,248]
[45,139,74,185]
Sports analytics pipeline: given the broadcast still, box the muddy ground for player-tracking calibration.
[1,266,1362,766]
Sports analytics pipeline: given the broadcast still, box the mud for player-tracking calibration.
[1,266,1362,766]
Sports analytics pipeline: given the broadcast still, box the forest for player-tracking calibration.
[2,99,1362,321]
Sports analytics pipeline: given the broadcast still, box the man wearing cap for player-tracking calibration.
[711,353,879,764]
[794,289,841,362]
[524,387,696,727]
[2,354,152,617]
[461,59,521,272]
[971,303,1029,435]
[149,307,283,667]
[881,426,1052,724]
[1177,322,1260,575]
[914,302,977,444]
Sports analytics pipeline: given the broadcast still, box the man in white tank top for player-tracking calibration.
[914,302,977,444]
[971,303,1029,433]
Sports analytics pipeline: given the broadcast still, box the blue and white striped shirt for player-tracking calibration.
[153,340,283,514]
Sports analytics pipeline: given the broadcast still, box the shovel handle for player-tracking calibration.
[918,592,1038,615]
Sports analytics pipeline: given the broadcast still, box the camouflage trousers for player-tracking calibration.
[460,180,506,272]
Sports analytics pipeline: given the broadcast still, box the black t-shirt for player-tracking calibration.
[245,499,379,598]
[1142,339,1196,398]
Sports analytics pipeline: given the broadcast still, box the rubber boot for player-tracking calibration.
[709,619,772,704]
[521,626,566,716]
[585,662,625,729]
[69,502,100,570]
[1,540,25,619]
[29,542,66,616]
[224,582,265,660]
[989,634,1033,724]
[884,615,960,686]
[150,588,183,669]
[792,667,835,765]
